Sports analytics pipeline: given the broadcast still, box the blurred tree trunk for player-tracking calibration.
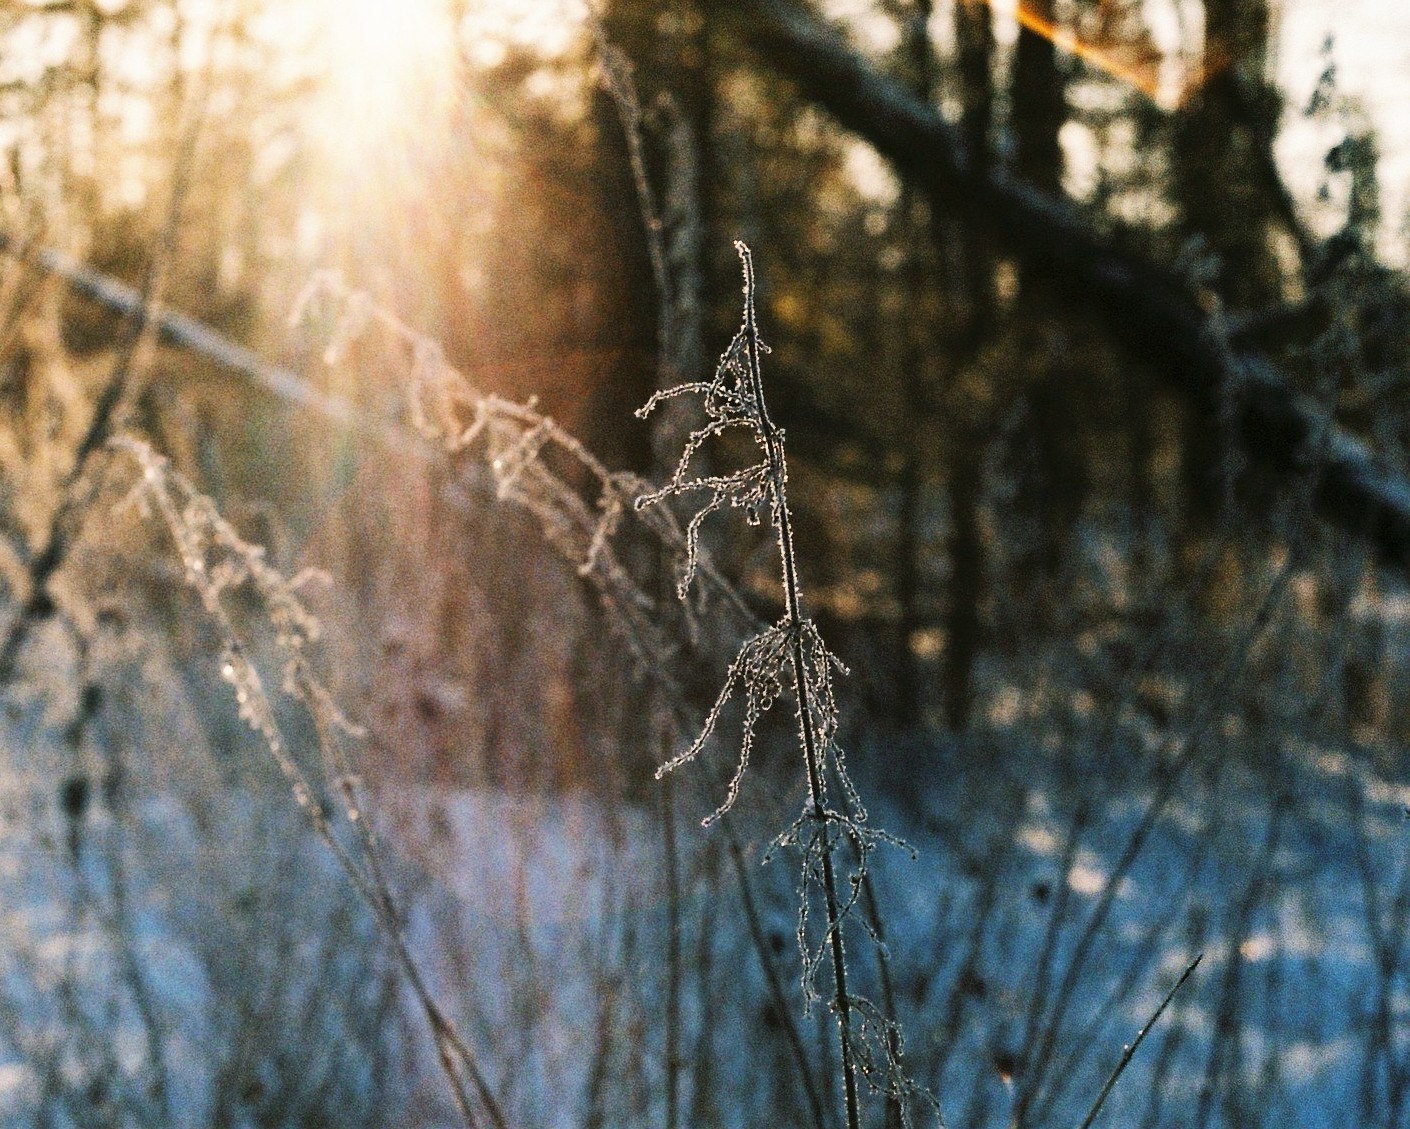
[584,78,660,475]
[939,0,995,733]
[1174,0,1284,309]
[892,0,935,729]
[1171,0,1283,615]
[666,0,712,391]
[1012,0,1065,196]
[892,0,1074,726]
[1010,0,1083,630]
[597,0,716,473]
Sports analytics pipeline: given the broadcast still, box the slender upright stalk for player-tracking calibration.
[726,836,833,1129]
[661,769,683,1129]
[737,244,862,1129]
[1075,954,1202,1129]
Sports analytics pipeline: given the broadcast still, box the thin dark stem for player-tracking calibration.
[662,768,683,1129]
[588,12,674,371]
[736,241,861,1129]
[1075,954,1203,1129]
[1350,775,1410,1123]
[859,871,903,1129]
[727,836,834,1129]
[0,25,213,686]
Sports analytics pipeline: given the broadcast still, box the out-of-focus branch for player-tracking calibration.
[0,235,374,437]
[0,233,443,686]
[0,27,224,682]
[706,0,1410,572]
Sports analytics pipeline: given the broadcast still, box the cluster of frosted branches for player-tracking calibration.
[636,242,934,1128]
[634,244,866,832]
[635,275,774,602]
[770,799,934,1127]
[110,436,507,1129]
[110,437,349,779]
[287,273,753,691]
[653,619,829,825]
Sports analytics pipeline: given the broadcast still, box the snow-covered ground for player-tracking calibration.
[2,693,1408,1128]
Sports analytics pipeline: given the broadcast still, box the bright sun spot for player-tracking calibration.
[310,0,458,160]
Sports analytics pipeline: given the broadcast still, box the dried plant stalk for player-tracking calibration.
[638,242,934,1129]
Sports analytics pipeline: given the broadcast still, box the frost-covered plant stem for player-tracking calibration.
[736,245,862,1129]
[640,241,928,1128]
[112,438,507,1129]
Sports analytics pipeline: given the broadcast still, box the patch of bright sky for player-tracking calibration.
[822,0,903,54]
[844,139,900,206]
[1140,0,1202,110]
[890,0,1410,266]
[460,0,588,68]
[0,11,80,86]
[984,0,1021,48]
[1274,0,1410,264]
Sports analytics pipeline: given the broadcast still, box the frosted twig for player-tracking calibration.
[112,437,509,1129]
[637,243,930,1129]
[288,274,762,687]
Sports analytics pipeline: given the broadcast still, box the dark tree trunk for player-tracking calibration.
[1171,0,1281,610]
[1173,0,1281,309]
[939,0,995,732]
[955,0,993,172]
[1009,0,1080,625]
[943,455,983,732]
[892,0,937,729]
[1011,0,1065,195]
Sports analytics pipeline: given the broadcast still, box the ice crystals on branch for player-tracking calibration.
[634,242,861,829]
[636,244,935,1126]
[112,437,362,821]
[636,270,775,600]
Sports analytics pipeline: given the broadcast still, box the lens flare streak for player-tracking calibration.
[984,0,1224,111]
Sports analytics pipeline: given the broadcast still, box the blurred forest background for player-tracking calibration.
[2,0,1410,1126]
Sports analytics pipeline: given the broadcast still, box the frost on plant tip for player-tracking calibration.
[635,242,858,827]
[636,244,936,1129]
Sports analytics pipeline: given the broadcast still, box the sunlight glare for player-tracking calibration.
[311,0,458,161]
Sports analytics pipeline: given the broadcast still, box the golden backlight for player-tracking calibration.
[309,0,460,163]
